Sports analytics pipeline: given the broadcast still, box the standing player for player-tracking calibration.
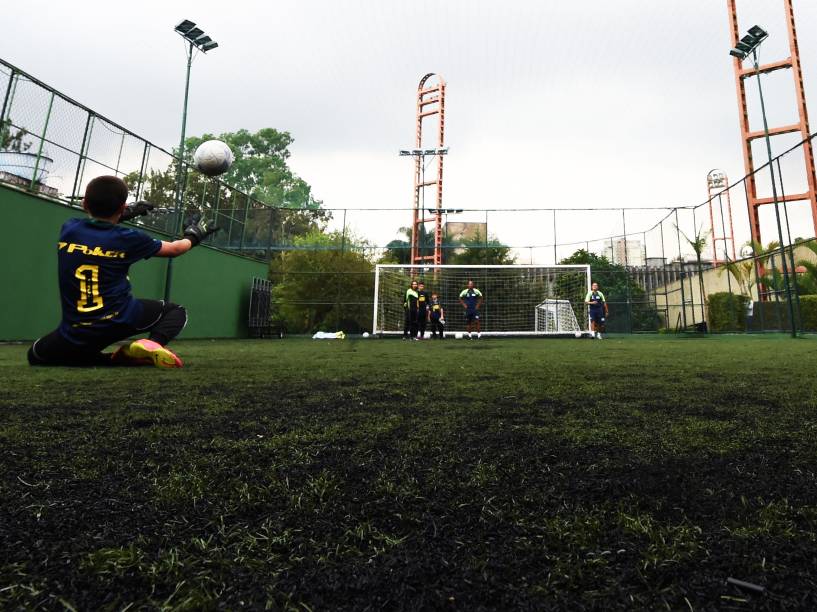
[416,281,431,339]
[429,292,445,339]
[584,281,608,339]
[459,280,483,339]
[27,175,219,368]
[404,280,420,340]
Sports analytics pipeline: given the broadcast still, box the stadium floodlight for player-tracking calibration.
[728,24,797,337]
[399,150,412,156]
[184,27,204,41]
[174,20,196,34]
[729,24,768,60]
[165,19,219,301]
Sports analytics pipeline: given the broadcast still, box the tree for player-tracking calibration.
[0,118,31,152]
[559,249,659,332]
[271,230,375,334]
[123,128,327,246]
[447,231,516,265]
[678,225,709,324]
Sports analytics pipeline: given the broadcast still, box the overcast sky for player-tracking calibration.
[3,0,817,259]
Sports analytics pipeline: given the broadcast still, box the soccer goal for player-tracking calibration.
[373,264,591,336]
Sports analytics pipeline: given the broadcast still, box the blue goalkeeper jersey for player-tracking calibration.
[459,287,482,310]
[57,218,162,343]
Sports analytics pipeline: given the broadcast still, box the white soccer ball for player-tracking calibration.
[362,332,370,338]
[740,244,755,259]
[193,140,234,177]
[574,331,582,338]
[455,332,463,339]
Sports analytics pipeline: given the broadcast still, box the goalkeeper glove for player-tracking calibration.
[439,319,445,326]
[183,218,220,247]
[120,200,154,222]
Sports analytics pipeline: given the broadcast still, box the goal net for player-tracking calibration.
[373,264,590,336]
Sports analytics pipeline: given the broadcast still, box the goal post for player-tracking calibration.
[373,264,591,336]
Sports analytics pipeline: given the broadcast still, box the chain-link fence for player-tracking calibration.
[3,56,817,335]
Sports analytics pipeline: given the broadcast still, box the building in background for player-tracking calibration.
[604,238,644,266]
[444,222,487,243]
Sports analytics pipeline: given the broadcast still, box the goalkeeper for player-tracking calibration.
[459,280,483,339]
[27,175,219,368]
[584,281,608,339]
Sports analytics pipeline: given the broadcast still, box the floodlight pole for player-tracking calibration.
[164,41,194,302]
[751,48,797,337]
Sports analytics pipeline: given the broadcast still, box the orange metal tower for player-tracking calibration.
[727,0,817,245]
[410,73,447,266]
[706,169,736,264]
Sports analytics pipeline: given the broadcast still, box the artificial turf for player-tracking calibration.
[1,335,816,610]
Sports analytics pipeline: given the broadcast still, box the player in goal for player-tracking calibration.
[373,264,591,337]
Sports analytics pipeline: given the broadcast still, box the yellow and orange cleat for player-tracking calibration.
[113,339,183,369]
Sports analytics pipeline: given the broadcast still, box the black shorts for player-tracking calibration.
[28,299,172,366]
[589,310,606,323]
[465,310,480,323]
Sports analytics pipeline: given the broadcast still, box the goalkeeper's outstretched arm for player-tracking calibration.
[156,218,221,258]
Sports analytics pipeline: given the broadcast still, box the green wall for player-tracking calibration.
[0,184,268,341]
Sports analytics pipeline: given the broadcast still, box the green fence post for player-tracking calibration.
[239,194,250,253]
[134,142,150,202]
[70,112,94,203]
[29,91,55,191]
[0,68,15,136]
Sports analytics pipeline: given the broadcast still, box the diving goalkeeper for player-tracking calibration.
[27,175,219,368]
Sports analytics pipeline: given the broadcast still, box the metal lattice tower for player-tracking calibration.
[706,169,736,264]
[727,0,817,245]
[410,73,446,266]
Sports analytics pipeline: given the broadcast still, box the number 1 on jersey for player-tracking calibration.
[75,264,104,312]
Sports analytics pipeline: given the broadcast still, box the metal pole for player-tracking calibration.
[675,209,688,329]
[29,91,54,191]
[743,179,765,332]
[776,157,802,333]
[134,141,150,203]
[753,48,796,337]
[70,112,94,203]
[622,208,632,332]
[239,194,250,252]
[164,41,194,303]
[718,192,733,295]
[552,209,557,264]
[0,68,15,133]
[692,207,706,325]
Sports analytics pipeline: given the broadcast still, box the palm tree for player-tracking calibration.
[677,225,709,324]
[795,239,817,295]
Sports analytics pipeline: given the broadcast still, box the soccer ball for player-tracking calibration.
[740,244,755,259]
[574,331,582,338]
[455,332,463,339]
[193,140,234,177]
[362,332,370,338]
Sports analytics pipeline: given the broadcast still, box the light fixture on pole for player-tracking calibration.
[729,24,797,337]
[164,19,219,301]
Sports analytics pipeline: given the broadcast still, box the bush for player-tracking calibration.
[707,292,748,332]
[799,295,817,331]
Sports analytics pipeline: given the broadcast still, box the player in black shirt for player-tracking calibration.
[416,281,431,339]
[27,176,219,368]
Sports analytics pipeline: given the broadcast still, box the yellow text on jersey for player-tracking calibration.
[58,242,127,259]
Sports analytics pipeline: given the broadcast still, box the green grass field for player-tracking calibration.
[1,336,816,610]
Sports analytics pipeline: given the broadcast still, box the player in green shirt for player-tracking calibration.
[403,280,420,340]
[584,282,608,339]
